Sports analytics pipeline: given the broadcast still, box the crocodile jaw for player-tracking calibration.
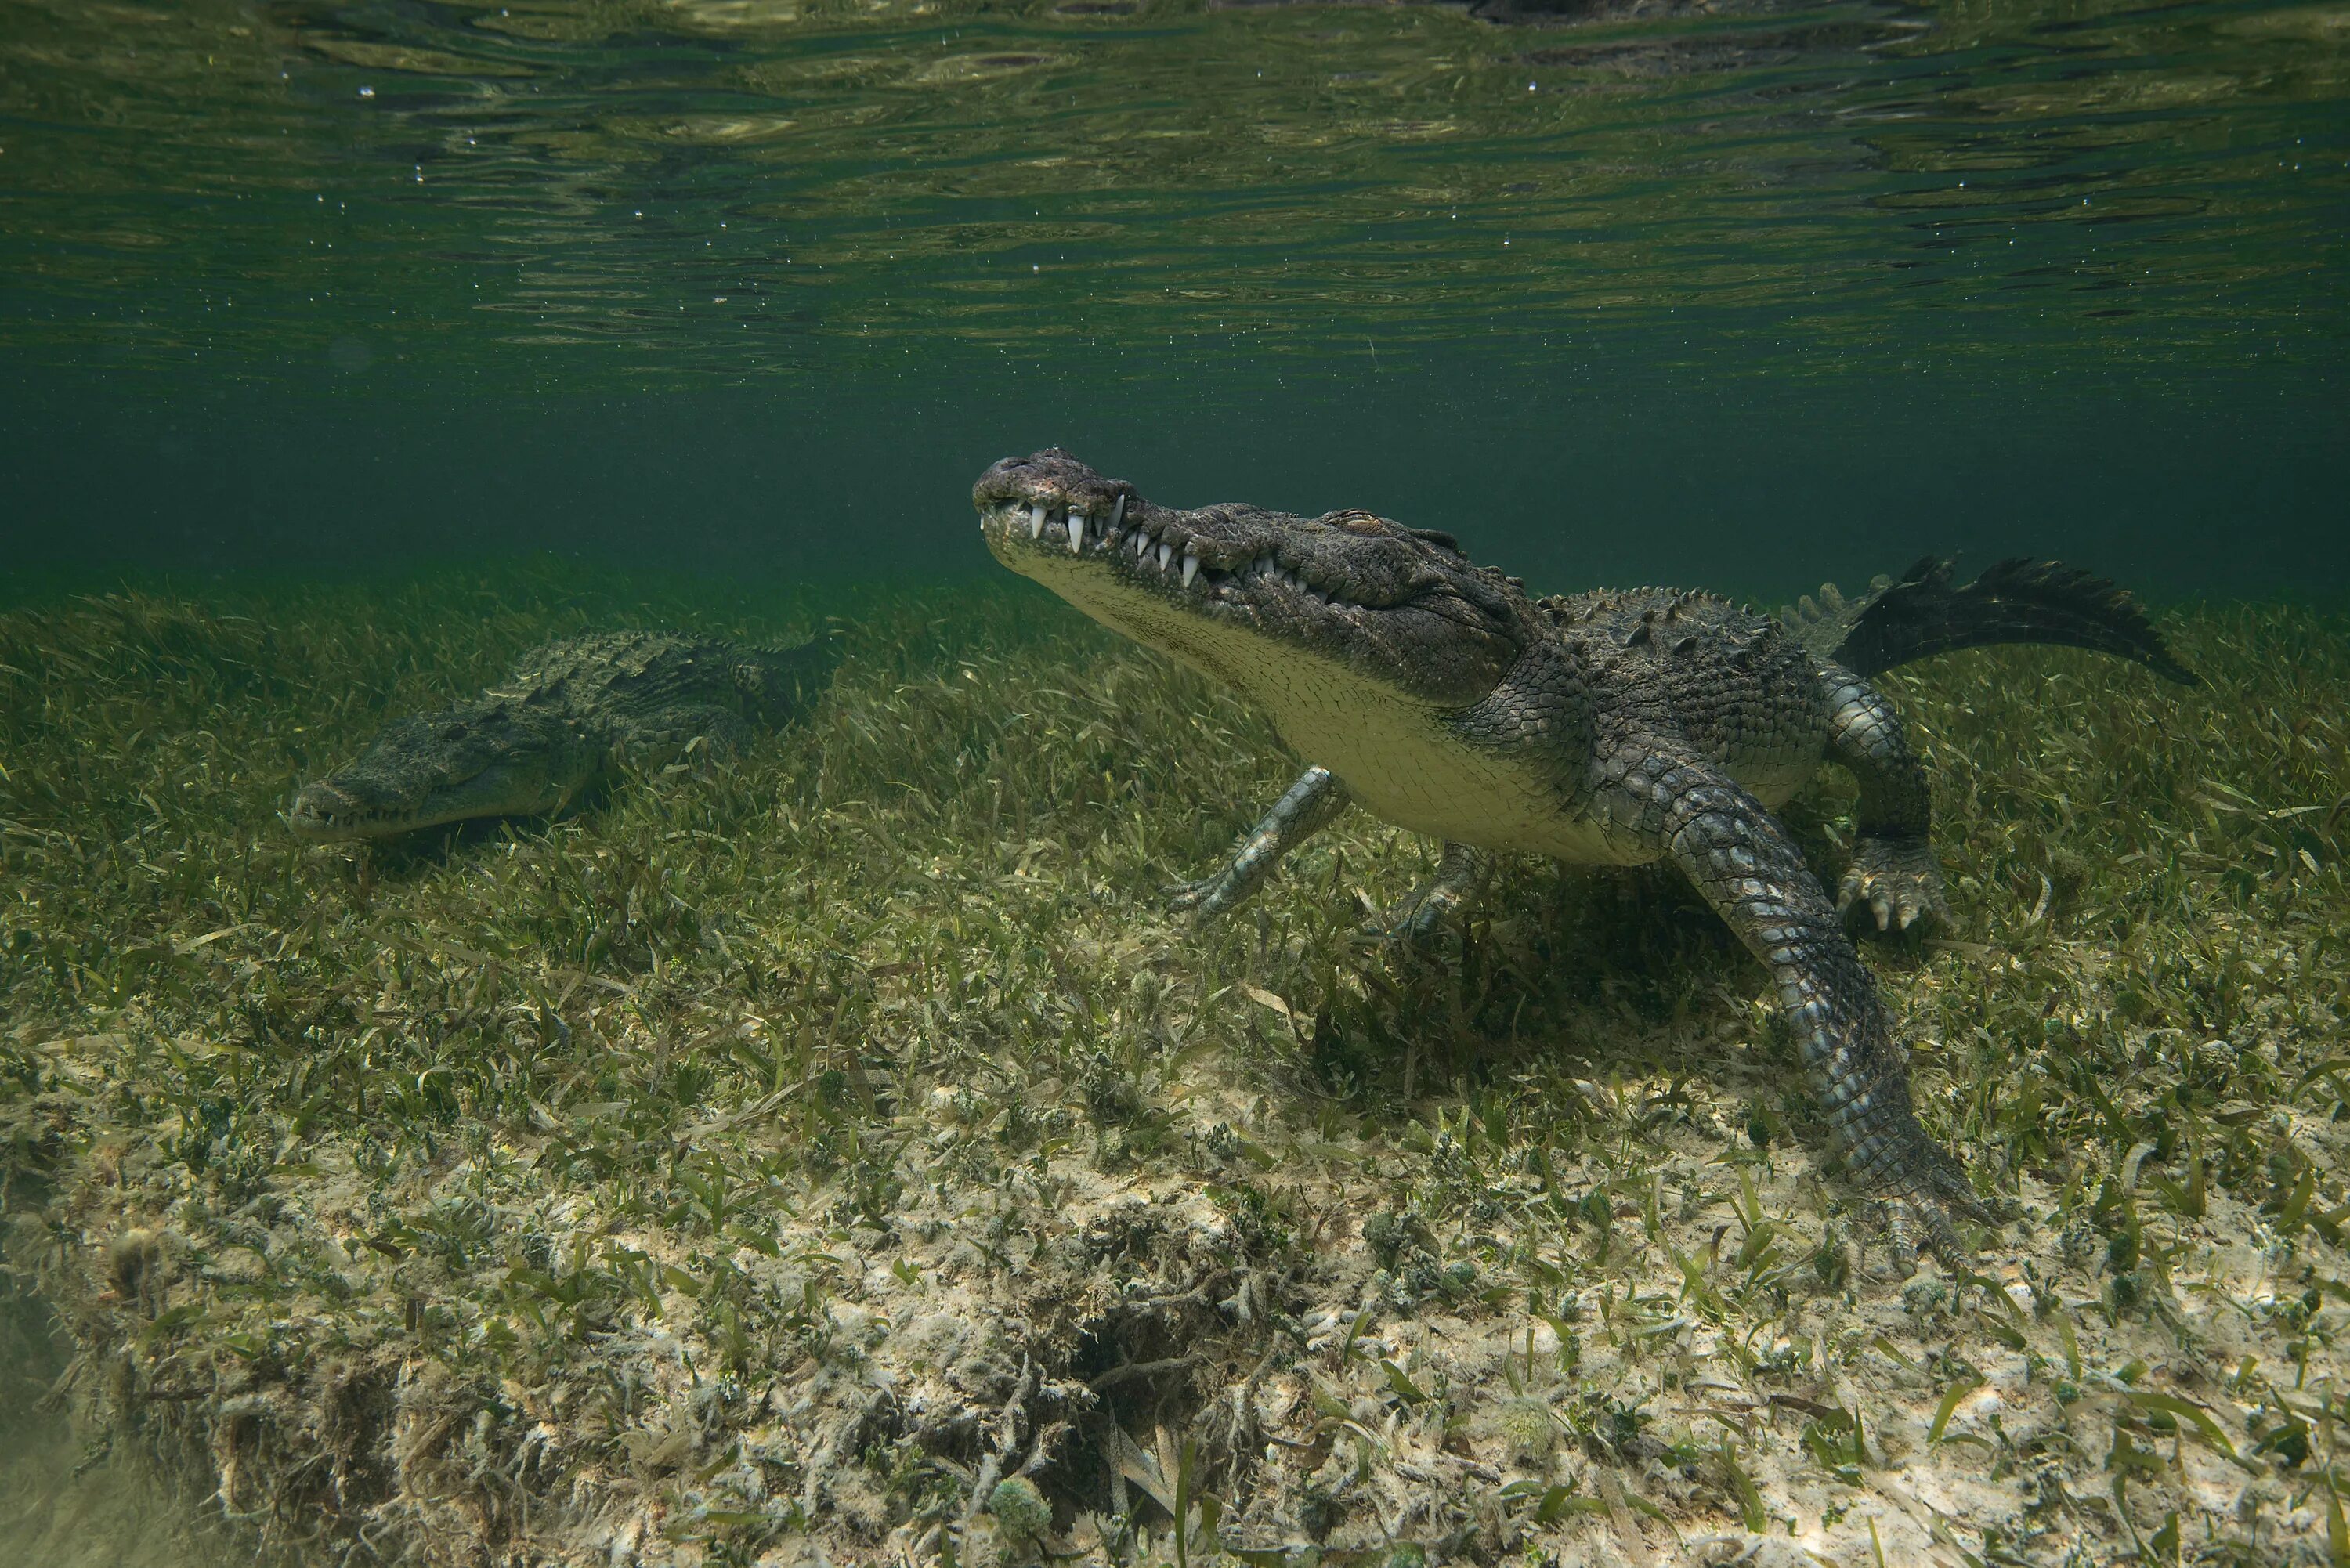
[974,450,1524,717]
[287,704,581,843]
[978,496,1328,695]
[287,771,559,843]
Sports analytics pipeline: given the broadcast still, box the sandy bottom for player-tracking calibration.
[0,580,2342,1564]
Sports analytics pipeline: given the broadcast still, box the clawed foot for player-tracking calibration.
[1355,844,1491,947]
[1165,874,1240,919]
[1863,1148,2007,1278]
[1839,836,1949,935]
[1352,891,1454,947]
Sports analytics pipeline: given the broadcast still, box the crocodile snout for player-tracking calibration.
[973,448,1130,517]
[287,780,368,843]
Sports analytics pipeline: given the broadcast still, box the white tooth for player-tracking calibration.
[1028,503,1047,540]
[1133,533,1150,560]
[1156,543,1172,572]
[1111,494,1126,530]
[1180,551,1200,589]
[1066,511,1085,553]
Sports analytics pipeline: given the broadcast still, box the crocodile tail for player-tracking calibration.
[741,627,847,719]
[1793,557,2199,686]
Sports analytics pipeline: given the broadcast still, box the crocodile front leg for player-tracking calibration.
[1820,663,1948,934]
[1627,746,1990,1271]
[1169,765,1350,918]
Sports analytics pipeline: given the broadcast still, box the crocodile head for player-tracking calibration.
[288,699,584,843]
[974,449,1532,721]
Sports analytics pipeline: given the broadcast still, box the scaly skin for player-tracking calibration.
[974,448,2193,1273]
[288,630,840,843]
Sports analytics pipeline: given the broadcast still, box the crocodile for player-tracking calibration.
[974,448,2196,1269]
[287,629,841,843]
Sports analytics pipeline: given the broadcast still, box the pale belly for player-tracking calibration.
[1263,662,1817,866]
[1021,562,1810,865]
[1210,638,1656,864]
[1334,739,1647,863]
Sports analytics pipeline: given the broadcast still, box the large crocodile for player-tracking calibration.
[974,449,2196,1270]
[288,630,841,843]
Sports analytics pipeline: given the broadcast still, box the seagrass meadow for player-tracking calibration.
[1,565,2345,1567]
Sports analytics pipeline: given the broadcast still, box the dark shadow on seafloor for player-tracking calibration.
[0,1287,234,1568]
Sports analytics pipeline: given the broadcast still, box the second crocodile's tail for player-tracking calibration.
[1788,557,2199,686]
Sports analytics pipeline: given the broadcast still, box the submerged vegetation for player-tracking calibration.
[1,564,2345,1565]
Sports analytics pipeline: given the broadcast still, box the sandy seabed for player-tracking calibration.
[2,571,2343,1566]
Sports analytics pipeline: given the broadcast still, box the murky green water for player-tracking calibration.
[0,6,2345,1559]
[2,0,2343,583]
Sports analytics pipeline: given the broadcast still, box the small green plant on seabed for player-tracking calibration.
[0,562,2345,1566]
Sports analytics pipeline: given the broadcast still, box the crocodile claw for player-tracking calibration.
[1353,897,1452,947]
[1166,874,1238,918]
[1871,1195,1973,1279]
[1862,1147,2005,1278]
[1838,836,1950,935]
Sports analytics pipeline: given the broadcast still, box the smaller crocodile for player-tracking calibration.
[288,630,840,843]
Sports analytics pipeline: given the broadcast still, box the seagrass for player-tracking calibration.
[0,562,2342,1566]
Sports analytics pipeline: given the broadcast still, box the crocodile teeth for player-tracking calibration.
[1028,504,1047,540]
[1066,511,1085,553]
[1180,551,1200,589]
[1110,494,1126,531]
[1133,532,1150,560]
[1156,543,1173,573]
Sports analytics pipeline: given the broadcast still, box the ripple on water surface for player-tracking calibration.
[0,0,2337,391]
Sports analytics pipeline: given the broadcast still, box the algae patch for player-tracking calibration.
[0,569,2344,1564]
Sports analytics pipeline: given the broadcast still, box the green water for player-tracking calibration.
[2,0,2343,587]
[0,7,2345,1558]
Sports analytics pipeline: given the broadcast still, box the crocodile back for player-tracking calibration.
[1538,588,1828,807]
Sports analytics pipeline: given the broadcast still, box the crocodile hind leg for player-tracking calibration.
[614,706,755,768]
[1169,765,1350,918]
[1820,663,1948,934]
[1371,841,1495,942]
[1639,748,1991,1272]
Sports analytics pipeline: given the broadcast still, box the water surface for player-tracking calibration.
[2,0,2341,590]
